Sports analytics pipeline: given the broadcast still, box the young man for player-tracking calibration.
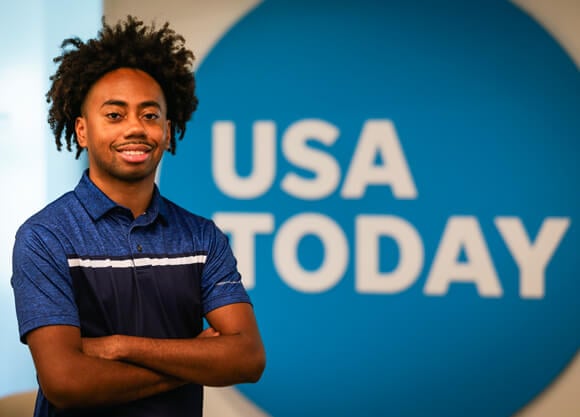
[11,16,265,417]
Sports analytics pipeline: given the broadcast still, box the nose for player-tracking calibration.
[123,114,146,138]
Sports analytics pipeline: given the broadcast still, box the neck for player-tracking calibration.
[89,171,156,219]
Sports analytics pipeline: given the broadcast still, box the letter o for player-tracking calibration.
[274,213,348,293]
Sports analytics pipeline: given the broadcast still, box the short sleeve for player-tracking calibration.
[200,221,251,315]
[11,223,80,343]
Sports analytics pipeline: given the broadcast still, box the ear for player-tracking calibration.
[165,120,172,150]
[75,117,88,148]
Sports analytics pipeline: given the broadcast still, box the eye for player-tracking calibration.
[106,112,123,121]
[143,112,160,121]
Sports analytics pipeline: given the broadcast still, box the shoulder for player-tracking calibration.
[17,191,79,237]
[160,197,216,229]
[13,193,80,272]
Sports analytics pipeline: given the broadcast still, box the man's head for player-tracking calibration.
[47,15,198,158]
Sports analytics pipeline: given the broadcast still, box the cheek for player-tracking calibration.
[84,127,119,153]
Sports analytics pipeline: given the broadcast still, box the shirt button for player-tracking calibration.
[137,244,143,252]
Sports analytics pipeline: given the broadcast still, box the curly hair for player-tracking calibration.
[46,15,198,158]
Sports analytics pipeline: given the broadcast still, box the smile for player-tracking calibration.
[121,150,147,155]
[115,145,153,163]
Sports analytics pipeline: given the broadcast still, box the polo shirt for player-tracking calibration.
[11,170,251,417]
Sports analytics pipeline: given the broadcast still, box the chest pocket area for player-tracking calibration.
[73,262,203,339]
[134,263,203,338]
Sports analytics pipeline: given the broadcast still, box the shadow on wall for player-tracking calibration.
[0,391,35,417]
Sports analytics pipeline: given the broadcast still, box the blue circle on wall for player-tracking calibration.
[161,1,580,416]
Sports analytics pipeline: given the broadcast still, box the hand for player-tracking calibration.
[82,328,218,360]
[197,327,220,338]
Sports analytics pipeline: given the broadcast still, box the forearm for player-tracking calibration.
[82,303,266,387]
[44,352,185,409]
[27,326,185,410]
[112,332,264,386]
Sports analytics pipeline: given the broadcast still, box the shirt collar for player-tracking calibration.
[74,169,168,224]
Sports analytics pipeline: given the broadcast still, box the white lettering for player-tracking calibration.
[356,215,424,293]
[212,121,276,199]
[273,213,348,293]
[281,119,341,200]
[213,212,275,289]
[341,120,417,199]
[424,216,502,297]
[209,119,569,300]
[495,216,570,298]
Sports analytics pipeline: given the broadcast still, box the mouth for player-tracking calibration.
[114,143,154,163]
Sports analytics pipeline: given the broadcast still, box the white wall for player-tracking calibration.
[0,0,100,398]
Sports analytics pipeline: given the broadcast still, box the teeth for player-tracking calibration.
[122,150,145,155]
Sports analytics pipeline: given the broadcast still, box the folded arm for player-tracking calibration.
[26,325,185,410]
[82,303,266,387]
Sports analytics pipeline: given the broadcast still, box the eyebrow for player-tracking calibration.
[101,99,163,110]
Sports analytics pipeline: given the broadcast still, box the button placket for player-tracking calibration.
[128,224,144,265]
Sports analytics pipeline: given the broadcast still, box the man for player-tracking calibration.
[11,16,265,417]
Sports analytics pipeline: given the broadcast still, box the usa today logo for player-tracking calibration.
[161,1,580,416]
[210,118,569,298]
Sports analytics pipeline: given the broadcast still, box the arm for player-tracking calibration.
[82,302,266,386]
[14,226,186,409]
[26,325,185,410]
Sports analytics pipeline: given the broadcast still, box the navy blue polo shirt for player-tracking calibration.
[11,170,251,417]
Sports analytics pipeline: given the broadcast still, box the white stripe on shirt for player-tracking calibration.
[68,255,207,269]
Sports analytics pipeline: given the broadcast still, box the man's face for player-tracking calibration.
[75,68,171,186]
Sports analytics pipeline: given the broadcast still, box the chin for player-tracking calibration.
[112,168,156,183]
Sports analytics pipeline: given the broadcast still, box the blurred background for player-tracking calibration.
[1,1,579,416]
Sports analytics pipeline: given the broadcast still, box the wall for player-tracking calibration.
[0,0,99,397]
